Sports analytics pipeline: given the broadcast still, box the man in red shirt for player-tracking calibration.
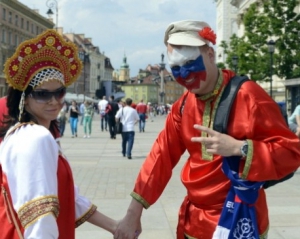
[135,99,147,132]
[114,19,300,239]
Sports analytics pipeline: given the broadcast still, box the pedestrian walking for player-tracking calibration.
[79,101,85,125]
[136,99,147,132]
[98,96,108,131]
[147,102,154,122]
[115,98,139,159]
[288,102,300,138]
[106,95,119,139]
[83,100,94,138]
[57,101,68,137]
[69,100,80,137]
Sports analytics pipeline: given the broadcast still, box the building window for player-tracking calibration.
[36,26,39,34]
[21,18,24,28]
[26,21,29,31]
[31,24,34,33]
[8,12,12,23]
[15,15,18,26]
[2,8,6,20]
[20,36,24,43]
[2,29,6,43]
[8,32,12,44]
[15,34,18,46]
[0,55,4,71]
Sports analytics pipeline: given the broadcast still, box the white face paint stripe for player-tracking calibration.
[167,46,201,67]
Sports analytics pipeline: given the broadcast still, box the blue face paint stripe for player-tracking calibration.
[171,55,206,78]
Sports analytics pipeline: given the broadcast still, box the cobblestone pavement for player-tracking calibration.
[60,115,300,239]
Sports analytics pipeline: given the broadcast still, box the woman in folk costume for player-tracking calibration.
[0,30,117,238]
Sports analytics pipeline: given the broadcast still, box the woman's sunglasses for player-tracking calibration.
[29,87,66,103]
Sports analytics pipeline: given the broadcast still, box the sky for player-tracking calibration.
[19,0,216,77]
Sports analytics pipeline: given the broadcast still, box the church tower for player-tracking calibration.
[119,54,130,82]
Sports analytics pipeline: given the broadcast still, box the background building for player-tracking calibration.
[0,0,54,96]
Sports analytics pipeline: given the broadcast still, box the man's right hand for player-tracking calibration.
[114,199,143,239]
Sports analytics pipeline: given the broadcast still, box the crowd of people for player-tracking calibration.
[0,18,300,239]
[55,97,169,140]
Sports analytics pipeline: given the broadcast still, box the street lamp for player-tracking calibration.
[46,0,58,31]
[159,53,166,105]
[232,55,238,74]
[79,51,89,102]
[267,39,275,98]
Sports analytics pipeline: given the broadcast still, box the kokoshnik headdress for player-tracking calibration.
[4,29,82,120]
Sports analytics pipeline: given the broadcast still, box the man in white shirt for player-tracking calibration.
[115,98,139,159]
[98,96,108,131]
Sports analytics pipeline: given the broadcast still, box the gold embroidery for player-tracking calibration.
[18,195,59,229]
[75,204,97,228]
[130,192,150,209]
[241,139,253,179]
[260,225,269,239]
[201,98,214,160]
[201,70,225,161]
[184,233,197,239]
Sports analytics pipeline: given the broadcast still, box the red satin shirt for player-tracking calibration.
[131,70,300,239]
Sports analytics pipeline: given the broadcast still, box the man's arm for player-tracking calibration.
[114,198,143,239]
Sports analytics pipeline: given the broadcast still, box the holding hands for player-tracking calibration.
[191,124,244,157]
[114,199,143,239]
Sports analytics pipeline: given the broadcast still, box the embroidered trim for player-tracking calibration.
[4,29,82,92]
[260,225,269,239]
[201,70,224,161]
[29,69,64,89]
[185,227,268,239]
[241,139,253,179]
[130,192,150,209]
[184,233,197,239]
[18,195,59,228]
[75,204,97,228]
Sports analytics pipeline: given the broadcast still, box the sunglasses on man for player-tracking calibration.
[29,87,66,103]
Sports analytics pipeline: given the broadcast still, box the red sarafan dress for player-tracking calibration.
[130,70,300,239]
[0,124,96,239]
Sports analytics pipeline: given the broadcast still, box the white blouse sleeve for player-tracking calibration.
[74,185,97,227]
[0,125,59,239]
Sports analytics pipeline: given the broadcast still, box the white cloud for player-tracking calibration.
[19,0,216,76]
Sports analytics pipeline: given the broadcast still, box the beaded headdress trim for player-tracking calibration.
[4,29,82,91]
[29,68,64,89]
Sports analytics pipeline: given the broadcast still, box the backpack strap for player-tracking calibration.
[213,75,249,134]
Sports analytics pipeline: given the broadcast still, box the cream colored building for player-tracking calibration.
[63,32,113,99]
[0,0,54,96]
[215,0,286,103]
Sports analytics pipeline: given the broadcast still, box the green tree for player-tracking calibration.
[219,0,300,81]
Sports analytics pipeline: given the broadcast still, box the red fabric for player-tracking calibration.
[0,166,24,239]
[0,155,76,239]
[136,103,147,114]
[56,155,76,238]
[132,70,300,239]
[0,97,8,143]
[131,103,137,109]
